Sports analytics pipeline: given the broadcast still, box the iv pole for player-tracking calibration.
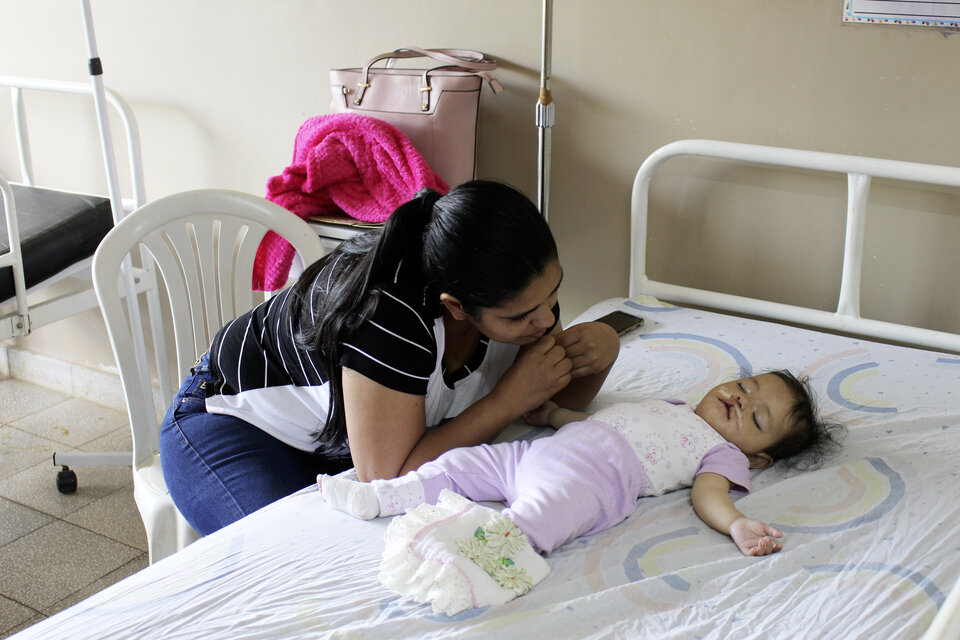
[80,0,151,425]
[53,0,153,485]
[536,0,554,221]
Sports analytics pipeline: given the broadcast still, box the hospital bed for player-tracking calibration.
[0,74,170,492]
[0,76,141,342]
[1,6,143,345]
[9,140,960,639]
[0,0,172,498]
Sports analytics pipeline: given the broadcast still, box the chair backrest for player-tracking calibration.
[92,189,328,468]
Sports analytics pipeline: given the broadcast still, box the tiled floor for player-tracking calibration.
[0,376,147,638]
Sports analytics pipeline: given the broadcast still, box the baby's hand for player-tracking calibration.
[523,400,559,427]
[729,517,783,556]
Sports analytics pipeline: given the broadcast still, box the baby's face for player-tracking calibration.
[694,374,796,458]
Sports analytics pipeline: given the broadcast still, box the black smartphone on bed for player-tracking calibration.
[595,310,645,336]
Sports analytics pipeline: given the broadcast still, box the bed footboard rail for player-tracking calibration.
[631,139,960,353]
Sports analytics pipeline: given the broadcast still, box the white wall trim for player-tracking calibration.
[0,344,165,417]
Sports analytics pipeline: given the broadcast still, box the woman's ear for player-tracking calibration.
[747,452,774,469]
[439,293,468,320]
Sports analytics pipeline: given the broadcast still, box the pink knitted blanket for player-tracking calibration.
[253,113,449,291]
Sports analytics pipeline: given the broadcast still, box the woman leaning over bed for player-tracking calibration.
[158,180,620,536]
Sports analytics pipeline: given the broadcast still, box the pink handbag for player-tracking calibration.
[330,47,503,188]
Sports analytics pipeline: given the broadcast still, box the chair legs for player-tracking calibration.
[177,512,201,551]
[134,466,200,564]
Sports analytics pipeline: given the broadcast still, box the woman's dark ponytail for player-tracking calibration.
[368,187,439,282]
[289,188,440,449]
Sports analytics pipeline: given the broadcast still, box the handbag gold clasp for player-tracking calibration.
[420,80,433,111]
[354,81,371,105]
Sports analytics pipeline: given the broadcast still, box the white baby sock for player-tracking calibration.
[318,474,380,520]
[318,471,427,519]
[373,471,426,517]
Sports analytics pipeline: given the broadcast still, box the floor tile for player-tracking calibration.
[0,520,141,611]
[64,486,147,551]
[0,497,52,547]
[0,380,68,425]
[0,374,148,637]
[0,426,61,482]
[0,458,132,519]
[1,614,45,640]
[42,554,148,617]
[0,595,40,639]
[10,399,129,448]
[79,424,133,453]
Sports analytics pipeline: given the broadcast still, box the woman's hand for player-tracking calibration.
[343,336,572,481]
[523,400,559,426]
[341,325,610,481]
[495,334,572,415]
[552,322,619,378]
[546,321,619,411]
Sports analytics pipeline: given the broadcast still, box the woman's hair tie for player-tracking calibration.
[417,188,442,216]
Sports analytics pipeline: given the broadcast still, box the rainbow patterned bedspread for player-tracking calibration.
[12,297,960,639]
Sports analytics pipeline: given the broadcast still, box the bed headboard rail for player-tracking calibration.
[0,75,146,211]
[631,139,960,353]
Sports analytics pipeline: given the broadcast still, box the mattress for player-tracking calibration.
[0,184,113,302]
[11,295,959,639]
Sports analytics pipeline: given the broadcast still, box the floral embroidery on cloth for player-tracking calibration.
[379,490,550,616]
[456,515,534,595]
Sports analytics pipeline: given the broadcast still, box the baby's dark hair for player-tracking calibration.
[762,370,844,470]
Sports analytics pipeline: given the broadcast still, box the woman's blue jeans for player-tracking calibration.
[158,353,351,536]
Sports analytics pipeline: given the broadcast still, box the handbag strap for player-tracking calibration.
[353,47,502,109]
[376,47,497,72]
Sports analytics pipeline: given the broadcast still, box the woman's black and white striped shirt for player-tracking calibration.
[204,258,441,454]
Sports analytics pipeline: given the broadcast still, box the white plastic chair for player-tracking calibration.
[92,189,328,563]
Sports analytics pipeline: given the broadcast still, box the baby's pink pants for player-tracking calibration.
[416,421,645,554]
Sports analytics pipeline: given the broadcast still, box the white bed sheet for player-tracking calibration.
[13,296,960,639]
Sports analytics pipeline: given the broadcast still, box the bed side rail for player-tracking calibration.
[630,139,960,353]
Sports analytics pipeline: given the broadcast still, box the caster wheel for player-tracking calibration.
[57,466,78,494]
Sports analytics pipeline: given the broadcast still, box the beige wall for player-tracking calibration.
[1,0,958,375]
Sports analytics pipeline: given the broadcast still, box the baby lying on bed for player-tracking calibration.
[320,370,841,556]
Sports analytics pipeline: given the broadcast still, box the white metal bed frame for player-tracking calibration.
[2,64,179,492]
[0,2,174,492]
[630,139,960,640]
[0,76,149,340]
[631,139,960,355]
[0,74,174,486]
